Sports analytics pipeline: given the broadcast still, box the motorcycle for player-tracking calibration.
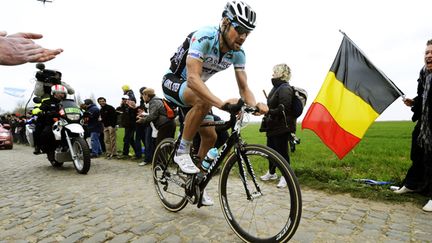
[26,98,91,174]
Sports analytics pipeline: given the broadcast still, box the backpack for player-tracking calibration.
[291,86,308,118]
[162,99,176,119]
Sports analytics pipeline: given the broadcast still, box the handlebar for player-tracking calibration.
[204,99,260,132]
[221,99,260,115]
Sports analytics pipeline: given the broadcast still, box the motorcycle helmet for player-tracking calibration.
[51,84,68,95]
[222,1,256,31]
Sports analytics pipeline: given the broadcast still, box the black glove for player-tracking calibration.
[221,99,244,113]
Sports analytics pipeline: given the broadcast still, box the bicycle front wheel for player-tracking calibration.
[219,144,302,242]
[152,138,188,212]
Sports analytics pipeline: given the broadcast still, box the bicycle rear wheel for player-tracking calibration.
[219,144,302,242]
[152,138,188,212]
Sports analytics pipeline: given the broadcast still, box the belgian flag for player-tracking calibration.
[302,34,403,159]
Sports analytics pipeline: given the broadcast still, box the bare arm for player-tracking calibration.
[235,69,256,106]
[186,57,225,108]
[235,69,268,114]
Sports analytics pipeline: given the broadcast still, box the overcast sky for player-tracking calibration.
[0,0,431,121]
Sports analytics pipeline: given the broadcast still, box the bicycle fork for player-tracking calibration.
[236,147,263,200]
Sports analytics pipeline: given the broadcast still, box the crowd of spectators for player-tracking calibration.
[0,113,28,145]
[0,84,178,166]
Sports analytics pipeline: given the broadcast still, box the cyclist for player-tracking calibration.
[162,1,268,180]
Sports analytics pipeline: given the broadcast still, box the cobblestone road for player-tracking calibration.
[0,145,431,242]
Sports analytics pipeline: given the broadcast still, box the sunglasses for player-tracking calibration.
[231,21,250,36]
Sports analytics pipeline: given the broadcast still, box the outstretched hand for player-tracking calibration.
[0,31,63,66]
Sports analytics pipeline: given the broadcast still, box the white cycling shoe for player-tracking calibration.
[174,153,200,174]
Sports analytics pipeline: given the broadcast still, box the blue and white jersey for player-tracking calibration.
[168,26,246,82]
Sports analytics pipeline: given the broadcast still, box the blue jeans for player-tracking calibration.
[144,126,155,162]
[90,132,102,155]
[135,125,146,159]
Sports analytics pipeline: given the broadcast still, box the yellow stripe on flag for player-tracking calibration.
[314,72,379,138]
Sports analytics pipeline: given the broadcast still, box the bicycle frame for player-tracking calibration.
[167,106,262,207]
[154,103,303,242]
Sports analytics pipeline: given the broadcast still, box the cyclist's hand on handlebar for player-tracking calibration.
[254,102,268,115]
[221,99,244,113]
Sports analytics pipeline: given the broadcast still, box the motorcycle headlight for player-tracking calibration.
[66,113,81,121]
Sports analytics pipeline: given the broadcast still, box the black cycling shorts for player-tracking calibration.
[162,73,188,108]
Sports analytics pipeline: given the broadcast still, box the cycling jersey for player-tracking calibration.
[168,26,246,82]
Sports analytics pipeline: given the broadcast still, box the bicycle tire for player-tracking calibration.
[152,138,188,212]
[219,144,302,242]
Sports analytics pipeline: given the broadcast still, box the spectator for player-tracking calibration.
[259,64,296,188]
[139,86,147,107]
[83,99,103,158]
[0,31,62,66]
[80,103,90,139]
[97,97,118,159]
[136,88,155,166]
[9,114,18,143]
[395,39,432,212]
[122,84,136,102]
[137,88,175,154]
[141,88,155,165]
[134,106,147,161]
[116,95,139,159]
[17,116,27,144]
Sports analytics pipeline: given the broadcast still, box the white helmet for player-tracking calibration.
[223,1,256,31]
[51,84,68,95]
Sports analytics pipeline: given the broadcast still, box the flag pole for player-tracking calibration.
[338,30,405,98]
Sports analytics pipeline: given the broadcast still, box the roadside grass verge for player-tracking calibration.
[117,121,428,206]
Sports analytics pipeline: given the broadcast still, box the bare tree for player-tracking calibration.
[13,100,26,116]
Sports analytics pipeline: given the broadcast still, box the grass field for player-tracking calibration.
[117,121,429,206]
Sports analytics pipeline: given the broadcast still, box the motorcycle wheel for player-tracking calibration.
[47,151,63,167]
[71,137,91,174]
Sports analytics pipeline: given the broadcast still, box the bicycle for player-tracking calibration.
[152,100,302,242]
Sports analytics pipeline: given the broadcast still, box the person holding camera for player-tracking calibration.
[259,64,296,188]
[116,95,139,159]
[121,84,136,102]
[33,63,75,99]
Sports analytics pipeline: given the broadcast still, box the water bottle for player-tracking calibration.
[201,148,218,171]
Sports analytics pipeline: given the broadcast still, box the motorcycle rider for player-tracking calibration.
[38,84,68,155]
[32,64,74,153]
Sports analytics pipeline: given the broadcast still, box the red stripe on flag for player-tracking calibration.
[302,103,361,159]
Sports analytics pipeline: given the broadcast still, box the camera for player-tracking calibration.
[35,63,62,84]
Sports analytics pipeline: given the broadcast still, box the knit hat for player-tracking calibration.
[121,85,130,92]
